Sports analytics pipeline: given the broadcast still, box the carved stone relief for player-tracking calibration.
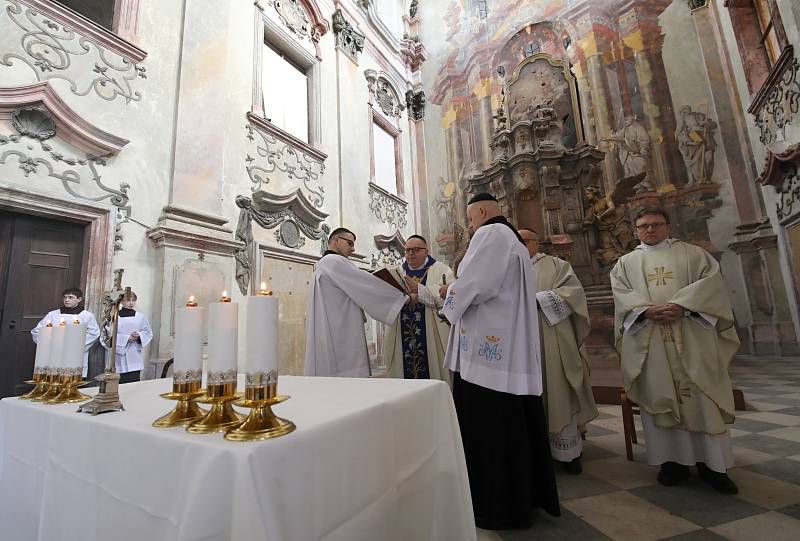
[405,90,425,121]
[245,119,325,208]
[0,0,147,103]
[757,143,800,224]
[268,0,310,41]
[751,50,799,146]
[371,230,406,269]
[368,182,408,230]
[365,70,404,118]
[234,190,329,294]
[332,8,365,63]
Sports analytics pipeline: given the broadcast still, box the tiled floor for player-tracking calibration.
[477,357,800,541]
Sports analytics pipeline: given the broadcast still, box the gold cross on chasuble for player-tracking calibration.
[647,266,674,286]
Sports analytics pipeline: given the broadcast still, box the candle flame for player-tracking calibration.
[73,318,81,324]
[186,295,198,307]
[222,290,228,297]
[45,320,53,327]
[58,318,66,326]
[261,282,267,290]
[189,295,195,302]
[220,291,232,302]
[258,282,273,296]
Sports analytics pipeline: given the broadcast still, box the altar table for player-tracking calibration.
[0,376,475,541]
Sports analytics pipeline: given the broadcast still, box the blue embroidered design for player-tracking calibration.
[478,336,503,362]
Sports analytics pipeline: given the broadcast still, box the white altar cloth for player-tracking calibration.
[0,376,475,541]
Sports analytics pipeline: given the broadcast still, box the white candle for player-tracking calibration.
[246,294,279,374]
[207,293,238,374]
[174,302,204,373]
[34,322,54,370]
[62,321,87,369]
[49,319,67,370]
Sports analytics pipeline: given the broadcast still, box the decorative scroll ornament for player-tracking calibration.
[365,70,404,118]
[245,120,325,208]
[753,54,800,146]
[11,106,55,139]
[370,230,406,269]
[405,90,426,121]
[0,0,146,103]
[234,191,329,294]
[368,182,408,230]
[268,0,310,41]
[332,8,365,63]
[757,143,800,223]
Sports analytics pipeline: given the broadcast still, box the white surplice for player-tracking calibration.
[107,312,153,373]
[31,309,101,377]
[304,253,409,377]
[442,223,542,396]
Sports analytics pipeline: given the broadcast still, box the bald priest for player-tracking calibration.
[304,227,411,377]
[442,193,560,529]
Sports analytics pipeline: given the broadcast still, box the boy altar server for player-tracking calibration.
[106,290,153,383]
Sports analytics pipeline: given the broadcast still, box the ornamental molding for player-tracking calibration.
[749,46,798,146]
[0,82,129,154]
[405,89,425,121]
[264,0,329,53]
[357,0,402,56]
[370,229,406,269]
[233,190,329,294]
[365,69,405,118]
[368,181,408,230]
[757,143,800,224]
[332,8,365,63]
[245,113,326,208]
[1,0,147,104]
[399,36,427,72]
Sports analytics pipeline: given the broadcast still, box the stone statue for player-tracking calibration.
[605,115,654,192]
[583,184,638,266]
[435,177,455,232]
[409,0,418,18]
[234,196,254,295]
[676,105,717,186]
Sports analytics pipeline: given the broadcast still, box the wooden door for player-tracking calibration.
[0,212,86,398]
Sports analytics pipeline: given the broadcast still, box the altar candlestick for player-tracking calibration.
[247,293,279,374]
[49,318,67,370]
[34,321,54,371]
[208,293,238,375]
[62,320,87,369]
[174,298,204,374]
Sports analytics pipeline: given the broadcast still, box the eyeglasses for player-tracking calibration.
[635,222,667,231]
[337,237,355,247]
[404,247,426,254]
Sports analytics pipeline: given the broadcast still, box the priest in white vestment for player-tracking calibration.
[519,228,598,474]
[611,207,739,494]
[304,227,410,377]
[104,290,153,383]
[31,287,101,378]
[383,234,455,385]
[442,193,559,530]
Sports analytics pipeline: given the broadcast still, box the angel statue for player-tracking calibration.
[582,172,645,266]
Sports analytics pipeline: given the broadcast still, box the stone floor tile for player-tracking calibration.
[709,511,800,541]
[563,491,700,541]
[586,423,617,437]
[477,528,504,541]
[586,433,648,462]
[555,470,620,502]
[728,468,800,509]
[728,428,750,438]
[581,456,659,490]
[745,458,800,485]
[746,401,790,412]
[730,445,779,466]
[770,407,800,417]
[732,434,800,457]
[787,454,800,462]
[496,509,612,541]
[777,503,800,521]
[731,418,788,433]
[631,477,765,527]
[759,385,800,393]
[735,412,800,426]
[777,392,800,400]
[761,426,800,443]
[579,441,618,461]
[755,396,800,407]
[659,530,731,541]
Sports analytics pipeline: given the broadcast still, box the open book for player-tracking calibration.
[371,267,408,294]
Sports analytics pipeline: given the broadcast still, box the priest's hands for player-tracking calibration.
[403,276,420,293]
[644,303,684,322]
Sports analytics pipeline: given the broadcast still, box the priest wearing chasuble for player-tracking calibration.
[304,227,411,377]
[610,207,739,494]
[442,193,560,530]
[519,228,598,474]
[383,235,455,384]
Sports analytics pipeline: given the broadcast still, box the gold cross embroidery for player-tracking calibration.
[647,266,674,286]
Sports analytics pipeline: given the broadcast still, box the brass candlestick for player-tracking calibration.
[20,369,48,400]
[186,373,243,434]
[35,369,63,402]
[153,371,207,427]
[49,369,91,404]
[225,371,295,442]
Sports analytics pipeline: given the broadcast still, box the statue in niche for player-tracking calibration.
[605,115,654,192]
[582,181,641,266]
[409,0,418,18]
[532,105,564,149]
[676,105,718,186]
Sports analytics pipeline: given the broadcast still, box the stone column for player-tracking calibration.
[146,0,243,373]
[473,78,494,168]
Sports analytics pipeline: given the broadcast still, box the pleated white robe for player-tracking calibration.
[109,312,154,373]
[304,253,408,377]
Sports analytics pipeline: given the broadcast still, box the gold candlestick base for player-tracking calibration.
[49,377,90,404]
[225,394,295,442]
[186,383,243,434]
[20,377,47,400]
[36,380,63,402]
[153,388,207,427]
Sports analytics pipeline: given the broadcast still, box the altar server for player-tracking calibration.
[520,228,598,474]
[106,290,153,383]
[305,227,410,377]
[384,234,455,384]
[611,207,739,493]
[31,287,100,377]
[442,193,560,529]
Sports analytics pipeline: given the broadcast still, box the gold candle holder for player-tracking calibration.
[35,369,63,402]
[225,371,295,442]
[48,369,91,404]
[186,374,243,434]
[153,371,207,427]
[20,369,48,400]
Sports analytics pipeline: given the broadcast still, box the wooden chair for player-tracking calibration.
[620,390,640,461]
